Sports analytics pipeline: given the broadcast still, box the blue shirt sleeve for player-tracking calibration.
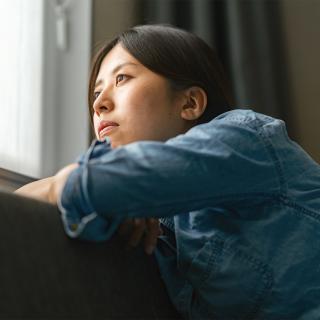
[59,110,281,241]
[58,139,124,241]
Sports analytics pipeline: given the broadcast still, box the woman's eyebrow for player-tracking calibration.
[111,62,138,75]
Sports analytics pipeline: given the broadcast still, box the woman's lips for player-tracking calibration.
[98,121,119,139]
[99,125,118,138]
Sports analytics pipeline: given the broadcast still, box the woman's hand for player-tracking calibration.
[118,218,163,255]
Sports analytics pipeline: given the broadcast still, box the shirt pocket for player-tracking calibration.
[186,237,273,320]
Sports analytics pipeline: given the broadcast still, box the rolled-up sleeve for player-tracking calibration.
[58,140,122,241]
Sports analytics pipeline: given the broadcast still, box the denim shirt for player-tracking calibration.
[58,109,320,319]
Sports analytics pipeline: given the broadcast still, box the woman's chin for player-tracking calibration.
[110,139,120,149]
[110,139,133,149]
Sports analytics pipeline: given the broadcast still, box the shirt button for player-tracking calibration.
[70,223,78,231]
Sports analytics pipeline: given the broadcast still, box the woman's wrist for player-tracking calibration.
[49,163,79,205]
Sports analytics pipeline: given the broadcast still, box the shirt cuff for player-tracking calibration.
[57,164,119,242]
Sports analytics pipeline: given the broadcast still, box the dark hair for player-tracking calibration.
[88,24,234,124]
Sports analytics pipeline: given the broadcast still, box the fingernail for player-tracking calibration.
[146,245,155,255]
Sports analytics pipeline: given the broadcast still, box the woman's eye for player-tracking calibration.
[116,74,128,86]
[93,92,100,100]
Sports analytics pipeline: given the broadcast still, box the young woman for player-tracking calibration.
[16,25,320,319]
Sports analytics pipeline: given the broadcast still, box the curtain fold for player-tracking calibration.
[224,0,292,120]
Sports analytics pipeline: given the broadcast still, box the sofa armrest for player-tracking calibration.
[0,167,35,191]
[0,191,180,319]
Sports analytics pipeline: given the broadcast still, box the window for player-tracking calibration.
[0,0,43,177]
[0,0,91,178]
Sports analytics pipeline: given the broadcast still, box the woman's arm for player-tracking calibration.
[60,112,280,224]
[15,176,55,202]
[15,161,161,253]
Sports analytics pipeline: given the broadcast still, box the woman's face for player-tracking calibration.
[92,44,190,148]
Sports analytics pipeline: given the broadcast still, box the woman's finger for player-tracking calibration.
[127,218,146,247]
[144,218,161,255]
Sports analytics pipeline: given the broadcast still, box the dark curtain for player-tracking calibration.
[139,0,295,137]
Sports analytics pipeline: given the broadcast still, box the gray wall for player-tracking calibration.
[92,0,140,53]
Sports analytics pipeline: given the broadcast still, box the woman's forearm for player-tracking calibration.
[15,176,55,203]
[15,163,79,205]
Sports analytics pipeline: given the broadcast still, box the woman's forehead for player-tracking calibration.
[100,45,139,74]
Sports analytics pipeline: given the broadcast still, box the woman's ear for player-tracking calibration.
[180,86,207,121]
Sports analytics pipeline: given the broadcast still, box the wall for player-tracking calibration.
[281,0,320,163]
[40,0,92,177]
[92,0,140,53]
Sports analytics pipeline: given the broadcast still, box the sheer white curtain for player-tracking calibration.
[0,0,43,177]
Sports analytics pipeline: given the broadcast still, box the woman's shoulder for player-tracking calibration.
[177,108,290,161]
[213,108,282,128]
[200,108,288,142]
[189,108,285,138]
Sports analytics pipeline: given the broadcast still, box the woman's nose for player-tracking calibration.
[93,90,114,116]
